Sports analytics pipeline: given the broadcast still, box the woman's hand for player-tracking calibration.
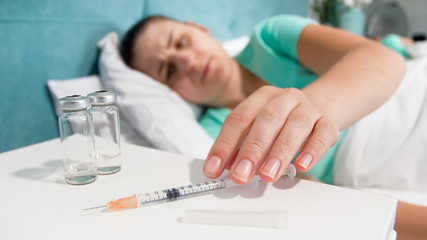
[203,85,340,184]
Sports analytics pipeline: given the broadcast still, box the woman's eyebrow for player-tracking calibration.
[158,28,176,79]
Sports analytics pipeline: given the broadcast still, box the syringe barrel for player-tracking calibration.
[135,178,228,207]
[135,164,296,207]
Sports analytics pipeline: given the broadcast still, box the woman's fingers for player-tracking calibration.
[229,88,309,184]
[294,116,340,172]
[203,86,282,178]
[258,96,322,182]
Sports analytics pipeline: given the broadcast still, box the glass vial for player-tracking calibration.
[88,90,122,175]
[58,95,97,185]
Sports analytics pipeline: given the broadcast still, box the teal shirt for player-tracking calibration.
[199,15,346,184]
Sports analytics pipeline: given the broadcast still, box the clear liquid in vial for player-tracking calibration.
[64,162,97,185]
[95,151,122,175]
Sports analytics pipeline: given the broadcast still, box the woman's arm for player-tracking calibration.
[203,23,406,183]
[287,24,407,173]
[395,201,427,240]
[298,24,406,130]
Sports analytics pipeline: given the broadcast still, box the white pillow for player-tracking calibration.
[222,36,250,58]
[97,32,215,159]
[46,75,155,148]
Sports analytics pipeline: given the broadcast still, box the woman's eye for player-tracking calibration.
[166,64,175,80]
[176,37,185,48]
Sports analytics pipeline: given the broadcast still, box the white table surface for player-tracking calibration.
[0,139,397,240]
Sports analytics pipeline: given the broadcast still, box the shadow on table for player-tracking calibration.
[13,158,67,184]
[187,158,300,200]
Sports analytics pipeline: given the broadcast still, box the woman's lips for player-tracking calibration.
[201,58,211,83]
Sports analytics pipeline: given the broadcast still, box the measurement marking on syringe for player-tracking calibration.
[143,177,253,204]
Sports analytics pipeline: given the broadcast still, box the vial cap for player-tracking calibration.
[58,95,90,111]
[87,90,116,105]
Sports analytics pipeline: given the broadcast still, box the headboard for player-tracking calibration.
[0,0,308,152]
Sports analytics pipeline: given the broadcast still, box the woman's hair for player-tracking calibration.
[120,15,175,67]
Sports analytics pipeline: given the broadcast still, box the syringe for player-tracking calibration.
[84,164,296,211]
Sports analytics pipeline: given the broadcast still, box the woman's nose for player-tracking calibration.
[171,50,195,72]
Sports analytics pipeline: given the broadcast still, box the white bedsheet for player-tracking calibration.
[334,56,427,193]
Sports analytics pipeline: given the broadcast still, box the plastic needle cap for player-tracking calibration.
[180,209,288,229]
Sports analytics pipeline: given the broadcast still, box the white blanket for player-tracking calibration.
[334,56,427,191]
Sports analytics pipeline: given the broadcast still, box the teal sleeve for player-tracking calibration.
[382,34,408,59]
[235,15,318,89]
[198,108,231,139]
[257,15,316,60]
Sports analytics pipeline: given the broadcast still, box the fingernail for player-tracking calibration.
[261,158,281,179]
[297,153,313,170]
[232,159,253,182]
[204,155,222,177]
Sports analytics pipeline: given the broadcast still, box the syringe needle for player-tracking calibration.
[83,205,106,211]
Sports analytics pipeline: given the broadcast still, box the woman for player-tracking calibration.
[120,15,426,239]
[120,14,404,183]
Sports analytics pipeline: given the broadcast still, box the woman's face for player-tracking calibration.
[132,19,233,106]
